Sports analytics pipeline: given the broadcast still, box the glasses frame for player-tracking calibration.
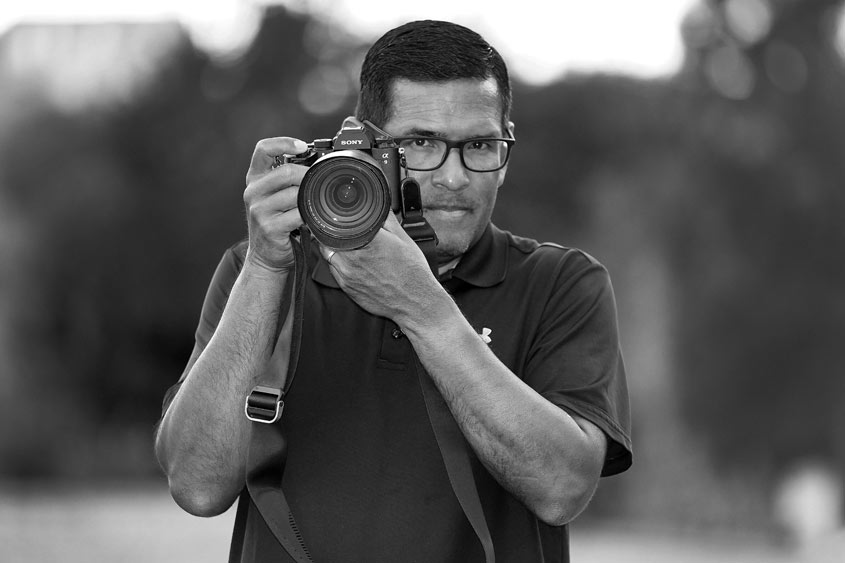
[391,135,516,173]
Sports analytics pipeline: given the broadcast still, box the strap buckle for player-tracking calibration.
[245,385,284,424]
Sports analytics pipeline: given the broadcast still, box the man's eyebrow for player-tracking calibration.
[401,128,443,137]
[398,128,504,139]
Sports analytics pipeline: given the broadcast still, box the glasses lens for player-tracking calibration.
[398,137,511,171]
[461,140,510,171]
[397,138,447,170]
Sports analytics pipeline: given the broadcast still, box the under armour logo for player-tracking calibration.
[479,327,492,345]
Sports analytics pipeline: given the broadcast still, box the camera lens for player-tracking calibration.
[332,180,358,207]
[298,151,391,250]
[325,175,362,212]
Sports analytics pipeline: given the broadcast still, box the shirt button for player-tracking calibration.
[391,328,405,339]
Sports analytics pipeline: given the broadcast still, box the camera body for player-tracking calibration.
[287,124,403,250]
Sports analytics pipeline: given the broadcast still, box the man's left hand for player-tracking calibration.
[319,213,444,325]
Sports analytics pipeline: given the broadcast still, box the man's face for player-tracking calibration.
[381,78,513,263]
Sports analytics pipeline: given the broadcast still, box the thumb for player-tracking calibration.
[381,211,411,240]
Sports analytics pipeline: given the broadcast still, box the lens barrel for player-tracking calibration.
[297,151,392,250]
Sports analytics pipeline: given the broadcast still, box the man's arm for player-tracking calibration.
[155,262,292,516]
[155,137,306,516]
[403,301,607,526]
[323,215,608,526]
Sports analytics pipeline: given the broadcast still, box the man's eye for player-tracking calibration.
[414,138,441,149]
[401,138,438,150]
[467,140,491,151]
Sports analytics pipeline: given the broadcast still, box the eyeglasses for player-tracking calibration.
[393,136,515,173]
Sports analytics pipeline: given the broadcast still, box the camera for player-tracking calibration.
[286,123,403,250]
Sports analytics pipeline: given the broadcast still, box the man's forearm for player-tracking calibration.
[155,263,292,517]
[398,294,606,526]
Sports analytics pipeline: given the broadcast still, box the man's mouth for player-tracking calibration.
[425,206,472,221]
[425,204,472,216]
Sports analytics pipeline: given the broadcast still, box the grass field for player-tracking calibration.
[0,483,841,562]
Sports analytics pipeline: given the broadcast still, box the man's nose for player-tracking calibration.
[432,148,470,191]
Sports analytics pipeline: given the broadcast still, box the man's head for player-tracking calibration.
[356,20,512,133]
[355,21,514,264]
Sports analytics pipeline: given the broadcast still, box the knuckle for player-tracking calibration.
[246,199,264,221]
[243,185,261,208]
[253,138,272,154]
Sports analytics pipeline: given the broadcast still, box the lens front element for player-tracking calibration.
[331,178,359,207]
[298,151,391,250]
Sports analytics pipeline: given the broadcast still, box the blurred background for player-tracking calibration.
[1,0,844,561]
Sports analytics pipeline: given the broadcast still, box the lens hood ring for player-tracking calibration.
[298,151,392,250]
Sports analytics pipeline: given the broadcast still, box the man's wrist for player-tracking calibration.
[241,251,295,292]
[244,247,295,277]
[395,284,461,340]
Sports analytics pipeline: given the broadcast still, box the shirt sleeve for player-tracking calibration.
[524,248,632,477]
[158,242,247,419]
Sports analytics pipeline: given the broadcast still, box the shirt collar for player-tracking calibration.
[311,222,508,289]
[449,223,508,288]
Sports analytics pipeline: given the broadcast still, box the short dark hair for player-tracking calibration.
[356,20,512,132]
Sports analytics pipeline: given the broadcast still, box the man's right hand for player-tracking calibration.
[243,137,309,273]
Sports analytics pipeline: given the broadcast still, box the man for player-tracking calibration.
[156,19,631,562]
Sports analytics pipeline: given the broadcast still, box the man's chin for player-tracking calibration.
[425,216,488,262]
[432,232,473,263]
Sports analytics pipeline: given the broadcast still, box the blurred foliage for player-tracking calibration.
[0,0,844,531]
[0,7,346,479]
[672,0,845,469]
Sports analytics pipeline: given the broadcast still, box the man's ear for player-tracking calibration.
[495,120,516,188]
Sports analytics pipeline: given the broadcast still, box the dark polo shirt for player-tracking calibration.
[161,223,632,563]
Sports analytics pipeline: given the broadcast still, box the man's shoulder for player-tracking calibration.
[494,226,606,274]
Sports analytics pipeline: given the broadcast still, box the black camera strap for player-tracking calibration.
[240,228,313,563]
[399,177,439,275]
[240,222,495,562]
[413,355,496,562]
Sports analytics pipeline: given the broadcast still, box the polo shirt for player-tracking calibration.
[161,222,632,563]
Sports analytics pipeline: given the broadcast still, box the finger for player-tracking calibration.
[245,168,304,202]
[380,211,416,243]
[248,201,303,238]
[318,245,341,267]
[382,210,401,229]
[340,115,365,129]
[247,137,309,180]
[249,189,302,221]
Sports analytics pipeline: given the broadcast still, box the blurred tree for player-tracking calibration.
[671,0,845,475]
[0,5,359,479]
[494,0,845,527]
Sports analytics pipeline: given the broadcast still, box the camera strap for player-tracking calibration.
[241,223,494,562]
[242,228,314,563]
[413,355,496,563]
[399,177,439,275]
